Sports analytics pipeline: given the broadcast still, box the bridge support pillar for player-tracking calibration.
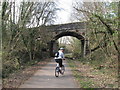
[81,39,90,57]
[49,40,55,57]
[85,39,90,55]
[49,40,59,57]
[53,41,59,54]
[81,40,85,57]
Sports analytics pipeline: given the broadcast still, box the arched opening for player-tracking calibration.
[54,32,85,40]
[49,32,85,57]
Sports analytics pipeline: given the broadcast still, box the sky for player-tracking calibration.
[5,0,117,25]
[55,0,73,24]
[10,0,74,25]
[54,0,116,24]
[54,0,75,44]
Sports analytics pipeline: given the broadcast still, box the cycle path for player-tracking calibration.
[19,59,79,88]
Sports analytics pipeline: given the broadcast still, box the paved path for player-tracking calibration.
[19,59,79,88]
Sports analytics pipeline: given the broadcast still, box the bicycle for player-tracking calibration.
[55,65,65,77]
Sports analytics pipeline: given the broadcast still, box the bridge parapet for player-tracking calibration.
[46,22,86,32]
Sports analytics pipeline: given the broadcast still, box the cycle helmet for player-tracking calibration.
[59,47,64,50]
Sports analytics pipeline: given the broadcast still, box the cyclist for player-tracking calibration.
[54,48,65,70]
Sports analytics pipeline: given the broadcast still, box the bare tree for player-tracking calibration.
[72,1,119,57]
[2,0,59,78]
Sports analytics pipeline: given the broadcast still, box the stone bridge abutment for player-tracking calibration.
[49,31,89,57]
[37,22,89,57]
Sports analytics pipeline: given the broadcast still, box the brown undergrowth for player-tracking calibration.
[68,58,118,88]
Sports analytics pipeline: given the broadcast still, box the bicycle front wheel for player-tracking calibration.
[61,65,65,75]
[55,67,59,77]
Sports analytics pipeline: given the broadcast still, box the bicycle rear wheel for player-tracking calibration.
[55,67,59,77]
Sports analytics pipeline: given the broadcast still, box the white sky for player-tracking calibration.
[5,0,118,25]
[55,0,74,44]
[54,0,73,24]
[8,0,74,25]
[54,0,116,24]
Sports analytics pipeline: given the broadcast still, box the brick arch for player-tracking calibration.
[49,31,85,57]
[53,31,85,40]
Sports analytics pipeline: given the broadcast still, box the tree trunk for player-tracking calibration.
[118,1,120,89]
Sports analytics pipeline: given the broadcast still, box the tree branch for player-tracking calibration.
[94,14,114,35]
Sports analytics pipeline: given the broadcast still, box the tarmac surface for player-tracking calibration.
[20,59,79,88]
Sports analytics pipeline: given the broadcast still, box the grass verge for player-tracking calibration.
[67,59,118,88]
[68,59,95,88]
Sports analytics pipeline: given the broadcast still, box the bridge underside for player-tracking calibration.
[54,31,85,40]
[48,31,89,57]
[37,22,89,58]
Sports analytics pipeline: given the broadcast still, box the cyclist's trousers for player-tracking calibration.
[55,59,62,67]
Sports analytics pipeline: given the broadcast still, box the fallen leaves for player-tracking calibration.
[69,60,118,88]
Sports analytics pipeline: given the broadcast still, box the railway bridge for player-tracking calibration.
[45,22,89,57]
